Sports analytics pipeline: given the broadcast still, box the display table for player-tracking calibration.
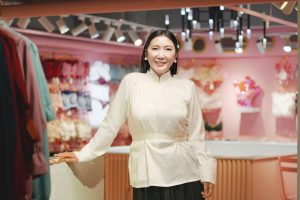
[50,141,297,200]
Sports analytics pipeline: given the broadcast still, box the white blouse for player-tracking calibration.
[74,68,216,188]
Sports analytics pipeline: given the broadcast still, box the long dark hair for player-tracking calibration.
[141,30,179,76]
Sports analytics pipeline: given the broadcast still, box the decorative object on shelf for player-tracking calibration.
[191,63,224,96]
[272,92,297,118]
[47,118,92,153]
[234,76,262,108]
[275,56,296,87]
[202,108,223,140]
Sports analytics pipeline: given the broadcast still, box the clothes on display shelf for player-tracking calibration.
[61,90,92,111]
[41,58,90,80]
[272,92,297,118]
[0,23,55,200]
[47,118,92,152]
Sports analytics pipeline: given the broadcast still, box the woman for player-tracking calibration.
[56,30,216,200]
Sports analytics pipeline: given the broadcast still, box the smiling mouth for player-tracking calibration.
[155,61,166,66]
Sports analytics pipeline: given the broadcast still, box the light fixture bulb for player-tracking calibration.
[209,30,213,40]
[246,28,251,39]
[220,27,224,38]
[283,45,292,53]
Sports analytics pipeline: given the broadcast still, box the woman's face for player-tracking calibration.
[146,35,176,76]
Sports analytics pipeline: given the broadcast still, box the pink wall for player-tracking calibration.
[19,28,297,140]
[217,56,297,139]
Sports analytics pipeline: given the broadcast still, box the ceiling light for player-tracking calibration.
[56,17,69,34]
[256,39,265,54]
[214,40,223,53]
[181,31,186,41]
[17,18,30,29]
[283,37,292,53]
[208,30,213,40]
[88,22,99,39]
[272,1,297,15]
[115,29,126,43]
[38,16,55,33]
[71,19,88,36]
[283,45,292,53]
[128,30,142,46]
[235,47,243,54]
[220,6,224,11]
[102,26,115,42]
[220,27,224,38]
[184,38,192,51]
[3,18,14,26]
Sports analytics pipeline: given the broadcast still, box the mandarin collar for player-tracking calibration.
[147,68,172,82]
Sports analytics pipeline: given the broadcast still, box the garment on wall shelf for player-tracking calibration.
[205,122,223,132]
[272,92,297,118]
[61,91,92,111]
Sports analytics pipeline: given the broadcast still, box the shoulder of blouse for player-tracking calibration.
[122,72,145,83]
[173,76,195,87]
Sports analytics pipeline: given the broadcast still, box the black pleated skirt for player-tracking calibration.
[133,180,204,200]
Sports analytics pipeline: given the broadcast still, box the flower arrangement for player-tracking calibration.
[234,76,262,107]
[275,57,296,87]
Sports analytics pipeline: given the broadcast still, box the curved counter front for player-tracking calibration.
[49,141,297,200]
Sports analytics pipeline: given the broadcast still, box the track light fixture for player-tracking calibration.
[165,14,169,30]
[71,17,88,36]
[3,18,14,26]
[128,30,142,46]
[102,26,115,42]
[38,16,55,33]
[283,37,292,53]
[272,1,297,15]
[115,28,126,43]
[56,16,69,34]
[17,17,30,29]
[88,18,100,39]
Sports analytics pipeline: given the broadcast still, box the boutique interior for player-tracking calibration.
[0,0,298,199]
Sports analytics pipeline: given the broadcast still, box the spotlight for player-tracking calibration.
[262,37,267,49]
[283,38,292,53]
[17,18,30,29]
[115,29,126,43]
[283,45,292,53]
[208,19,213,29]
[38,16,55,33]
[208,29,213,40]
[220,27,224,38]
[102,26,115,42]
[128,30,142,46]
[256,39,265,54]
[56,17,69,34]
[272,1,297,15]
[220,6,224,10]
[181,8,186,16]
[3,18,14,26]
[184,38,192,51]
[88,20,100,39]
[235,47,243,54]
[181,31,186,41]
[214,40,223,53]
[71,20,88,36]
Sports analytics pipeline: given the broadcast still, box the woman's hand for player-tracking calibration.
[54,152,79,163]
[201,182,214,199]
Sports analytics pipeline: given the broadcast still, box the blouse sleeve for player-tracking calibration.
[74,75,129,162]
[187,83,216,184]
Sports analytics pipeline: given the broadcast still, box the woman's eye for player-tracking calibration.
[152,47,158,50]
